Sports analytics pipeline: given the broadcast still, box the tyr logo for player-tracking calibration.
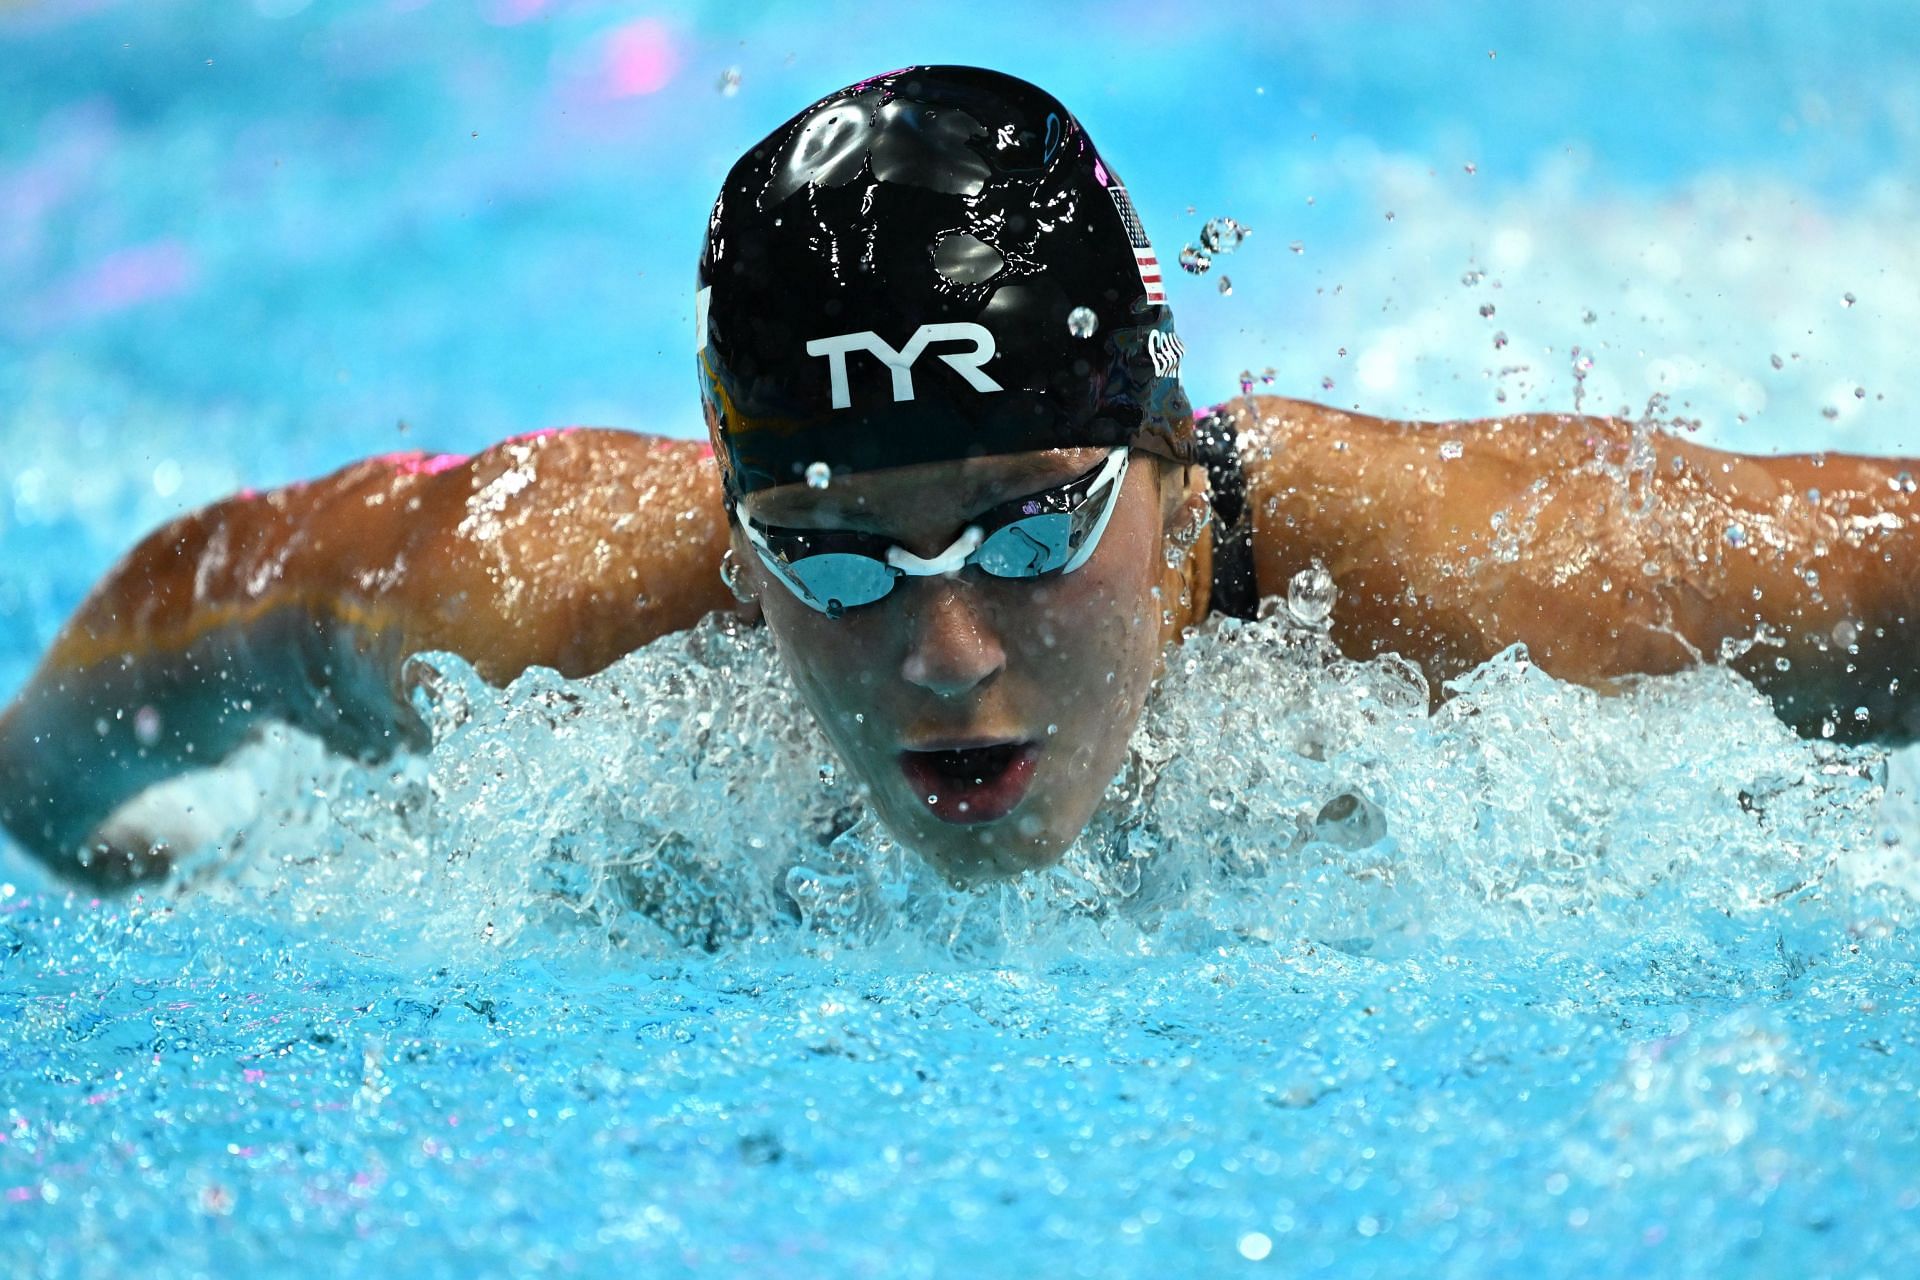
[806,323,1003,409]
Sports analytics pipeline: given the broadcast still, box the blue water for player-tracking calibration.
[4,2,1920,1275]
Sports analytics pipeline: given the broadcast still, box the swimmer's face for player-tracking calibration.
[735,447,1191,883]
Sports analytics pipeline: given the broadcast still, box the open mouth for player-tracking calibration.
[898,741,1040,825]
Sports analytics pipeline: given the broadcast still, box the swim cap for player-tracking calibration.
[697,65,1195,501]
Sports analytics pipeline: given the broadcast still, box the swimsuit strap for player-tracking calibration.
[1193,407,1260,620]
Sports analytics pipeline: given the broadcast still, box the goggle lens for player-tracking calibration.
[777,552,898,613]
[973,513,1077,578]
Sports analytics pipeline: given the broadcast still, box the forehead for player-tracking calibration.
[744,447,1106,527]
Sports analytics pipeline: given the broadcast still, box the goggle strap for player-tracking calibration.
[1061,448,1131,574]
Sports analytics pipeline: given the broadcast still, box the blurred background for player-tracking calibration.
[2,0,1916,701]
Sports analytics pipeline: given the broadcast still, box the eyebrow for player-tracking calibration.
[752,453,1093,529]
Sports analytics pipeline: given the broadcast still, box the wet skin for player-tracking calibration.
[2,395,1916,886]
[736,448,1208,883]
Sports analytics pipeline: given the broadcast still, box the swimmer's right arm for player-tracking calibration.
[0,429,734,885]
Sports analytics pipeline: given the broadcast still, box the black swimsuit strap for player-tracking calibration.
[1193,407,1260,620]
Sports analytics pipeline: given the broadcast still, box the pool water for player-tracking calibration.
[3,2,1919,1276]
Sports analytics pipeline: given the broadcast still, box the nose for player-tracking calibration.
[899,580,1006,697]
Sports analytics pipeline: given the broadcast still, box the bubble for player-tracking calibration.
[1843,292,1857,308]
[1238,1233,1274,1262]
[1260,367,1277,385]
[1461,269,1485,287]
[1821,407,1839,420]
[1493,331,1509,349]
[1770,354,1784,370]
[805,461,831,490]
[1286,560,1337,629]
[1439,440,1464,461]
[1066,306,1099,339]
[1239,370,1255,395]
[1217,277,1233,296]
[1582,309,1597,324]
[1464,162,1477,175]
[1725,524,1747,548]
[1289,240,1305,255]
[717,67,742,96]
[1479,304,1496,318]
[1384,210,1396,221]
[1178,245,1212,275]
[1891,471,1915,494]
[1199,217,1248,254]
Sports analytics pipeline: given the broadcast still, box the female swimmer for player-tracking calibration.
[4,67,1915,885]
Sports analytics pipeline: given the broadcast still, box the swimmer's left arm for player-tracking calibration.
[1229,396,1920,742]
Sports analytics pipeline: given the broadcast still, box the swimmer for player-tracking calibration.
[3,66,1916,888]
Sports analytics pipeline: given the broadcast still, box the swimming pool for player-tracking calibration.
[3,2,1918,1275]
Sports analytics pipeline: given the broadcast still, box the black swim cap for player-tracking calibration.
[697,65,1195,501]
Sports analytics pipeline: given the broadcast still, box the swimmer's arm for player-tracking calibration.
[0,429,734,884]
[1231,396,1920,742]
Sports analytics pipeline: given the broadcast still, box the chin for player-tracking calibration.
[882,804,1081,885]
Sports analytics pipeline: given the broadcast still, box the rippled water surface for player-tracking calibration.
[4,1,1919,1276]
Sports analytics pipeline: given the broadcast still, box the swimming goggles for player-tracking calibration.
[739,447,1132,616]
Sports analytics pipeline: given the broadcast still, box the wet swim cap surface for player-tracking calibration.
[697,66,1195,500]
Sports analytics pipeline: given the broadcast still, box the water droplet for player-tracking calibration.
[925,794,939,805]
[1463,162,1477,175]
[1046,723,1058,736]
[1725,524,1747,548]
[1289,240,1305,254]
[1821,406,1839,420]
[1239,370,1255,395]
[1891,470,1915,494]
[1572,352,1594,377]
[1066,306,1099,339]
[1582,309,1597,324]
[1260,367,1277,385]
[1286,560,1337,628]
[1842,292,1857,308]
[1384,210,1396,221]
[1479,303,1496,318]
[1854,386,1866,399]
[717,67,742,96]
[1320,375,1335,390]
[1492,331,1508,349]
[1461,269,1485,287]
[1439,440,1464,461]
[1217,276,1233,296]
[805,461,832,490]
[1855,706,1872,723]
[1775,656,1792,672]
[1199,217,1248,254]
[1178,245,1212,275]
[1770,354,1784,370]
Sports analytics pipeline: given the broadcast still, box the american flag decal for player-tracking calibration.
[1109,186,1166,305]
